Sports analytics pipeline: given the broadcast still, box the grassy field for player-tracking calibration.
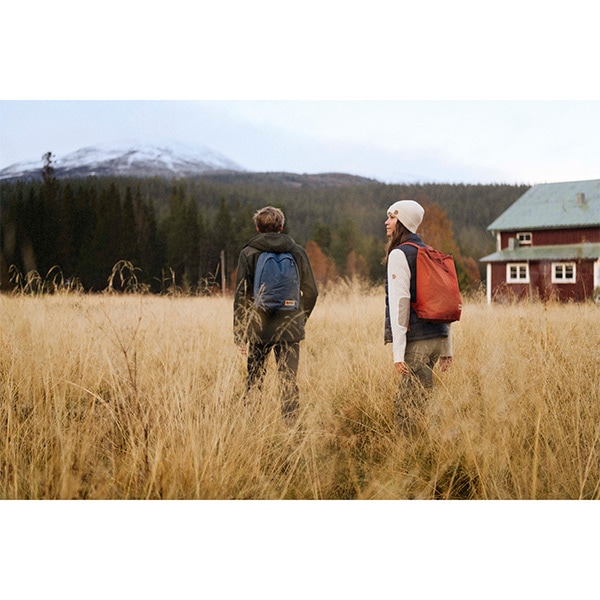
[1,283,599,499]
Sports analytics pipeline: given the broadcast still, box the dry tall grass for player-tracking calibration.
[1,283,599,499]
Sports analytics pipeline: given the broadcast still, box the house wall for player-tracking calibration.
[490,260,595,302]
[500,227,600,249]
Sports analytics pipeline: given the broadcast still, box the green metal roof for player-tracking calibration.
[487,179,600,231]
[480,242,600,263]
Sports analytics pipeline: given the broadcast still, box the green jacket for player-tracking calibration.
[233,233,318,345]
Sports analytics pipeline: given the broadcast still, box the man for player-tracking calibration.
[233,206,318,423]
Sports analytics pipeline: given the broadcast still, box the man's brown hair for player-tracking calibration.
[253,206,285,233]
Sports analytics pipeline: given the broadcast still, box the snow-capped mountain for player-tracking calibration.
[0,141,246,180]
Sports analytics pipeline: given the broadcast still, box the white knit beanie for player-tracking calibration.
[387,200,424,233]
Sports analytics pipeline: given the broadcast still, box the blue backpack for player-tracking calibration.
[253,251,300,311]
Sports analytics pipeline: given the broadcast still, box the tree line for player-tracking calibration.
[0,155,529,293]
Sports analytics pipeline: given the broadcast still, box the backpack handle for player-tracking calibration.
[400,242,453,273]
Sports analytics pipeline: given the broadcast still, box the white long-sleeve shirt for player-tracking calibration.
[387,248,412,363]
[387,247,453,363]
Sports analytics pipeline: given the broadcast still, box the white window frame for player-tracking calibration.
[506,262,529,283]
[552,262,576,284]
[516,232,532,245]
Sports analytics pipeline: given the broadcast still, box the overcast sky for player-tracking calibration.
[2,99,600,184]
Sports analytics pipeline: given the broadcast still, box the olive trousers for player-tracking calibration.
[394,336,447,435]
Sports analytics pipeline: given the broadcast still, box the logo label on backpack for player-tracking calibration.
[254,251,300,311]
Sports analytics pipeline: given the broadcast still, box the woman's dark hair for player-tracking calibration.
[384,220,412,263]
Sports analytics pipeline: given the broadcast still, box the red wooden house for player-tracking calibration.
[480,179,600,303]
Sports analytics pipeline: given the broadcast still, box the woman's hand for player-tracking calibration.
[439,356,453,372]
[394,361,410,376]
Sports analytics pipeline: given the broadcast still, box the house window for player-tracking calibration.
[552,262,576,283]
[516,232,532,245]
[507,263,529,283]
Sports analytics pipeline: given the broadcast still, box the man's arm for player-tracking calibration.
[233,252,251,345]
[297,247,318,318]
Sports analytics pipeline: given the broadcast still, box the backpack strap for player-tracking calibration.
[399,241,427,250]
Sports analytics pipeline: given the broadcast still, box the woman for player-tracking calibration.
[384,200,453,434]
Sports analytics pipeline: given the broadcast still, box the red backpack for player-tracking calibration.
[401,242,462,324]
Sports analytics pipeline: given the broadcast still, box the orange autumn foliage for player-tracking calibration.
[305,240,339,285]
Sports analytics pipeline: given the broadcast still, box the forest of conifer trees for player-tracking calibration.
[0,157,529,294]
